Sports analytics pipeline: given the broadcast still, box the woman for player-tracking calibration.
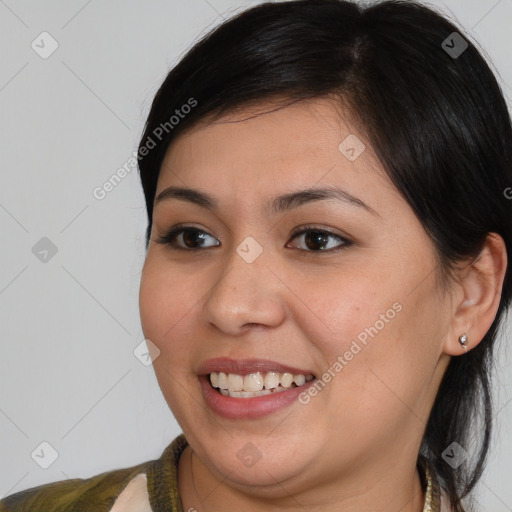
[2,0,510,511]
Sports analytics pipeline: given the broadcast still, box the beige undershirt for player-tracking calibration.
[109,473,152,512]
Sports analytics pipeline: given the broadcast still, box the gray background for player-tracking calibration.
[1,0,511,509]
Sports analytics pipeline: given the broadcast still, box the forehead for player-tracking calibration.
[155,96,396,217]
[170,96,359,158]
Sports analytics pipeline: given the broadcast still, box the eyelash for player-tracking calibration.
[155,223,353,254]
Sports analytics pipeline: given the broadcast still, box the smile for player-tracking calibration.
[198,357,318,418]
[209,371,315,398]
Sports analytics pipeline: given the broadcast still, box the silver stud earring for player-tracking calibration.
[459,333,468,350]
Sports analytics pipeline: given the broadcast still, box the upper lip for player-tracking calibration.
[197,358,316,377]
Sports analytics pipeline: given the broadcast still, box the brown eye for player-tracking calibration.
[287,226,352,253]
[156,226,220,250]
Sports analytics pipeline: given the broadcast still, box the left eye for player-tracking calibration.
[287,226,351,252]
[155,225,352,253]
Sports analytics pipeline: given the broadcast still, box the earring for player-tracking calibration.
[459,333,468,350]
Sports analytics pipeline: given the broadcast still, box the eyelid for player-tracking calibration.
[288,224,346,240]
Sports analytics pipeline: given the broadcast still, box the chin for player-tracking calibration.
[194,428,323,489]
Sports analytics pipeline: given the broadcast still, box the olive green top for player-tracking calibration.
[0,435,188,512]
[0,434,445,511]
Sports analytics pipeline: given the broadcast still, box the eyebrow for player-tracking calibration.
[154,185,378,216]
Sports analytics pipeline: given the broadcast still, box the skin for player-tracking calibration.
[138,96,507,512]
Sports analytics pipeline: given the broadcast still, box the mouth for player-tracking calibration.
[198,359,318,419]
[208,371,316,398]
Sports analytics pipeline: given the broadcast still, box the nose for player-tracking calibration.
[202,242,287,336]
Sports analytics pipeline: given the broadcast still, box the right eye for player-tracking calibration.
[155,225,220,251]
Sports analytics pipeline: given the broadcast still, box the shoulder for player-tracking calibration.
[0,462,150,512]
[0,433,189,512]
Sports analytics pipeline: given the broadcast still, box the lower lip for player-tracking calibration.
[200,375,316,419]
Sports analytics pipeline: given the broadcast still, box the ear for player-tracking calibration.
[443,233,508,356]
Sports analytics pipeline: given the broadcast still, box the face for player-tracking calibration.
[139,96,452,497]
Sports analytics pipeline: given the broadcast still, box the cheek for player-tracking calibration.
[139,258,205,420]
[302,264,440,413]
[297,268,398,358]
[139,257,199,345]
[318,290,442,445]
[138,258,200,402]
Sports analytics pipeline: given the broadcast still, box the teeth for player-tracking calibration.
[227,373,243,392]
[209,370,314,397]
[293,374,306,386]
[220,388,272,398]
[264,372,280,390]
[218,372,228,389]
[281,373,294,388]
[244,373,264,392]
